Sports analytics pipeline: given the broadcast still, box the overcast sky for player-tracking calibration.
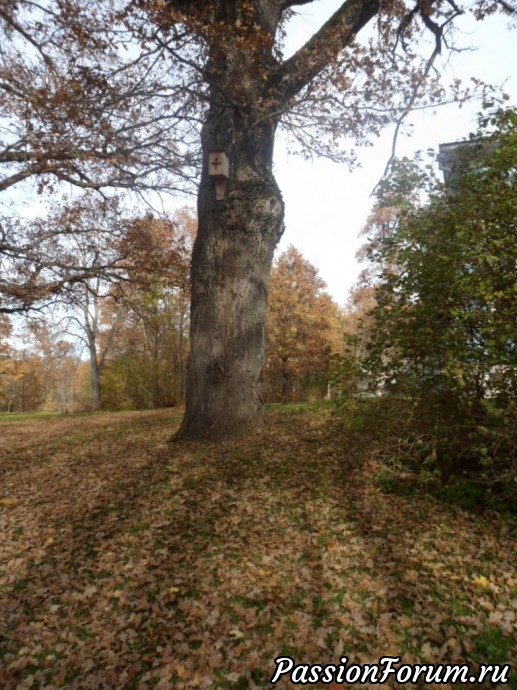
[274,2,517,305]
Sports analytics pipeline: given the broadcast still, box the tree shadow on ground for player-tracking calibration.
[0,407,514,689]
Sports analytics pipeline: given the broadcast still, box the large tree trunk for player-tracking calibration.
[172,0,289,441]
[176,108,284,440]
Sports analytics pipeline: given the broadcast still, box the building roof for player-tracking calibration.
[437,138,498,186]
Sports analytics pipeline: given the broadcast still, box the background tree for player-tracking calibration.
[0,317,80,413]
[1,203,194,413]
[101,209,194,409]
[1,194,129,315]
[333,283,377,398]
[265,245,343,402]
[8,195,192,410]
[0,316,30,412]
[101,285,191,409]
[335,155,433,390]
[27,321,80,412]
[22,193,132,410]
[0,350,43,413]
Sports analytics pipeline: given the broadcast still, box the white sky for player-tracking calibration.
[274,2,517,305]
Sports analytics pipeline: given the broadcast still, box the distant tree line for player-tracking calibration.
[1,218,344,412]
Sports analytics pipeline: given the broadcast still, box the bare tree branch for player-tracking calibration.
[497,0,517,13]
[272,0,381,102]
[374,0,464,194]
[280,0,315,7]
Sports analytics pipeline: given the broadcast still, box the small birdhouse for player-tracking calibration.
[208,151,230,200]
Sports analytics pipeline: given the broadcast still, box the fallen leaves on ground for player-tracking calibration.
[0,405,515,689]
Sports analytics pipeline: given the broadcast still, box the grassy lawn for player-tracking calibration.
[0,411,66,423]
[0,406,515,689]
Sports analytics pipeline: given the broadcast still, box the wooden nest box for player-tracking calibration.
[208,151,230,200]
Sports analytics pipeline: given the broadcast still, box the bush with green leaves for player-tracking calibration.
[336,108,517,507]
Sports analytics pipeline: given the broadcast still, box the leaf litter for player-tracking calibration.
[0,406,515,689]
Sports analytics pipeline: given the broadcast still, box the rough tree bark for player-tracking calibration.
[175,0,380,440]
[178,145,284,439]
[176,54,284,439]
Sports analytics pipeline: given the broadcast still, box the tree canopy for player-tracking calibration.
[265,245,342,402]
[2,0,514,198]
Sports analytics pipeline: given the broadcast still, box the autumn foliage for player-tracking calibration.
[1,239,345,412]
[264,246,343,402]
[0,205,194,412]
